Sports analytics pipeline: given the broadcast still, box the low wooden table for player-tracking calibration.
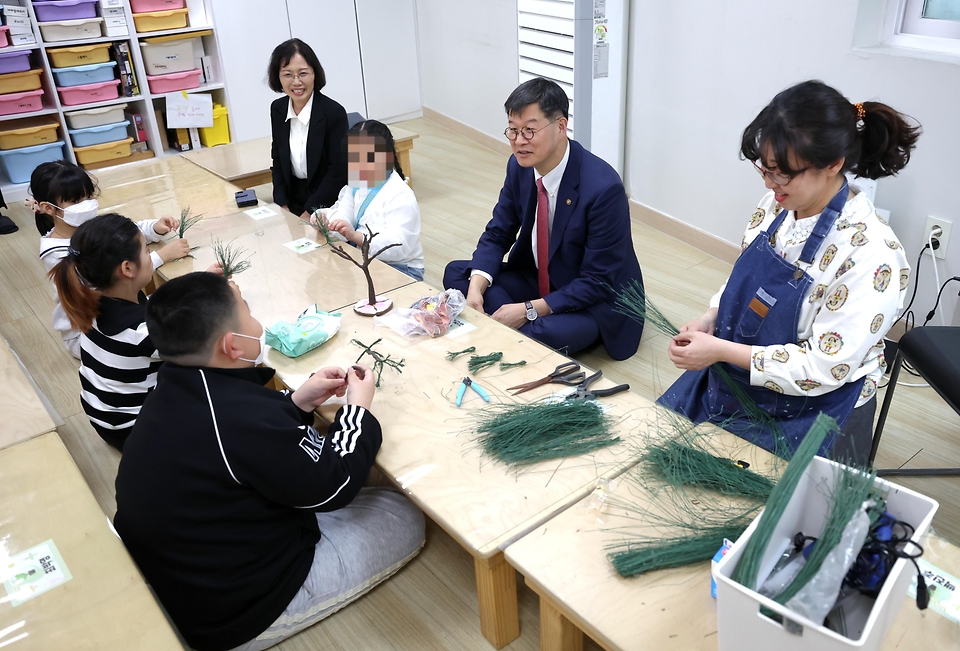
[505,440,960,651]
[0,432,181,650]
[267,281,656,648]
[181,126,420,190]
[0,336,57,451]
[152,205,415,317]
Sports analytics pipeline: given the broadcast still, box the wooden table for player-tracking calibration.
[94,155,244,222]
[153,204,415,317]
[180,126,421,189]
[0,336,57,451]
[505,439,960,651]
[267,281,658,648]
[0,432,181,650]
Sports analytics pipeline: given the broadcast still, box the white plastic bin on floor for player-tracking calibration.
[714,456,938,651]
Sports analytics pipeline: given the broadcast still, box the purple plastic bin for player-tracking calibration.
[0,51,32,75]
[34,0,99,22]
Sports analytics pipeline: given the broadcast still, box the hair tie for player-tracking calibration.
[854,102,866,130]
[67,246,81,258]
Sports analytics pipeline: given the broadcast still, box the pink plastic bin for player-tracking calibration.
[130,0,185,12]
[0,26,9,49]
[146,68,201,94]
[0,89,44,116]
[57,78,121,106]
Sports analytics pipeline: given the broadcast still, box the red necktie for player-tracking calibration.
[536,177,550,297]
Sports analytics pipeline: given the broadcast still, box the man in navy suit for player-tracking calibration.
[443,78,644,360]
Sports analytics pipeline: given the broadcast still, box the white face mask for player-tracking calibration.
[58,199,99,227]
[225,330,266,365]
[347,171,370,191]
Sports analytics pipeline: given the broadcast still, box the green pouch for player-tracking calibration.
[265,305,341,358]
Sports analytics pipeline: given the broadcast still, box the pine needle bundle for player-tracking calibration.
[468,352,502,374]
[643,439,776,501]
[446,346,475,361]
[302,209,336,245]
[732,414,835,590]
[352,338,404,387]
[608,521,753,578]
[178,207,203,238]
[474,400,619,466]
[212,238,253,276]
[499,360,526,371]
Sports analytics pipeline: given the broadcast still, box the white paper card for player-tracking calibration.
[445,317,477,339]
[2,539,72,607]
[165,91,213,129]
[284,238,323,254]
[244,206,277,220]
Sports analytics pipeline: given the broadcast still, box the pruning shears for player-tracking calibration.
[565,370,630,401]
[456,376,490,407]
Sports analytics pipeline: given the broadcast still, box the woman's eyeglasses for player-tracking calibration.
[751,160,809,186]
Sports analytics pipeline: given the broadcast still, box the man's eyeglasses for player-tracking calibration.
[280,71,314,83]
[504,119,557,141]
[751,160,809,186]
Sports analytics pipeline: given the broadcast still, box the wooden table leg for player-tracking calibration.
[475,553,520,649]
[540,593,583,651]
[395,143,413,184]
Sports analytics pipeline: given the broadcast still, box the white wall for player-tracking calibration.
[415,0,519,140]
[623,1,960,323]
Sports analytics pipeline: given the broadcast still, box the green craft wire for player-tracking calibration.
[178,207,203,238]
[608,521,753,578]
[446,346,476,361]
[468,352,503,374]
[731,413,836,590]
[212,238,253,276]
[351,338,405,387]
[499,360,527,371]
[643,440,775,501]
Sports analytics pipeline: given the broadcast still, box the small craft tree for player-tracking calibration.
[329,225,401,316]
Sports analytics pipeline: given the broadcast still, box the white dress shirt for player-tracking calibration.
[472,140,570,285]
[287,93,314,180]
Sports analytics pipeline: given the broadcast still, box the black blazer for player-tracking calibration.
[270,91,348,212]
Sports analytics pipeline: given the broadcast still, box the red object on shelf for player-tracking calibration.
[0,88,44,116]
[146,69,202,94]
[57,79,121,106]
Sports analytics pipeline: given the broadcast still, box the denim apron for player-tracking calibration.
[658,182,861,457]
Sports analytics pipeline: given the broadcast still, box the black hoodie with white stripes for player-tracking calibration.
[114,363,381,651]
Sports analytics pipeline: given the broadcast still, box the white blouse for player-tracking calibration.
[286,93,313,180]
[710,189,909,406]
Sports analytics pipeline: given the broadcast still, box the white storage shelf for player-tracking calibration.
[0,0,233,198]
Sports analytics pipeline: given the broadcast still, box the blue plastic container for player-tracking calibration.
[68,119,129,147]
[0,140,65,183]
[51,61,117,88]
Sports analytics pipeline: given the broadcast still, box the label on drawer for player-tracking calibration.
[2,539,73,607]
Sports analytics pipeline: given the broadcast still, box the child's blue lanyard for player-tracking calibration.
[352,171,392,229]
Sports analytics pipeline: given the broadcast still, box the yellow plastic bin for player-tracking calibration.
[0,69,43,95]
[47,43,113,68]
[73,137,133,165]
[132,8,188,32]
[0,118,60,150]
[199,103,230,147]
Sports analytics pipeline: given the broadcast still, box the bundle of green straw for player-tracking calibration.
[474,400,619,466]
[643,439,776,501]
[608,521,754,578]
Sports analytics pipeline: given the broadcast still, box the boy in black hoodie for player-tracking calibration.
[115,272,424,651]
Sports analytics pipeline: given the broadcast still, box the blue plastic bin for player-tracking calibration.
[0,140,65,183]
[68,119,130,147]
[51,61,117,88]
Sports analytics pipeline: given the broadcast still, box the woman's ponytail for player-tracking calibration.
[853,102,922,180]
[50,249,100,332]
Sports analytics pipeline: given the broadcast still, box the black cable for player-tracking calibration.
[891,244,929,330]
[922,276,960,326]
[845,512,928,610]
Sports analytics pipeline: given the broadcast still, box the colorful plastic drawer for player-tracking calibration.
[140,36,196,75]
[33,0,99,22]
[73,137,132,165]
[0,51,32,75]
[47,43,112,67]
[0,119,60,150]
[0,89,44,116]
[0,27,9,49]
[146,68,200,94]
[69,119,129,147]
[65,102,127,129]
[131,8,188,32]
[0,140,65,183]
[199,103,229,147]
[52,61,117,87]
[57,78,120,106]
[38,17,104,43]
[130,0,185,12]
[0,69,43,95]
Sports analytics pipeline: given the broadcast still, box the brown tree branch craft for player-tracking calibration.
[328,225,402,316]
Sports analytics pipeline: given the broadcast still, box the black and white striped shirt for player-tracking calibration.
[80,291,160,450]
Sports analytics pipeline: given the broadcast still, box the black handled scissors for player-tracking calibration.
[565,370,630,401]
[506,361,584,395]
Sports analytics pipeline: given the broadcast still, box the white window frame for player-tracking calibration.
[878,0,960,57]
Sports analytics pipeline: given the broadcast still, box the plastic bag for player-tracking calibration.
[374,289,466,338]
[265,305,341,358]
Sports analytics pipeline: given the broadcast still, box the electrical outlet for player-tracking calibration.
[924,216,951,260]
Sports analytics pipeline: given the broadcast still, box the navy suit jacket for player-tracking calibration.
[469,139,643,360]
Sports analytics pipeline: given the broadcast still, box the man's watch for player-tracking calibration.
[524,301,538,322]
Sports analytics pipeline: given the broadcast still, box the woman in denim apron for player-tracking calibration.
[658,81,920,464]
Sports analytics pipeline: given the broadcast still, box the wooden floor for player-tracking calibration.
[0,116,956,650]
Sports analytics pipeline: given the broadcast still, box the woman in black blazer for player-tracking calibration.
[268,39,348,218]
